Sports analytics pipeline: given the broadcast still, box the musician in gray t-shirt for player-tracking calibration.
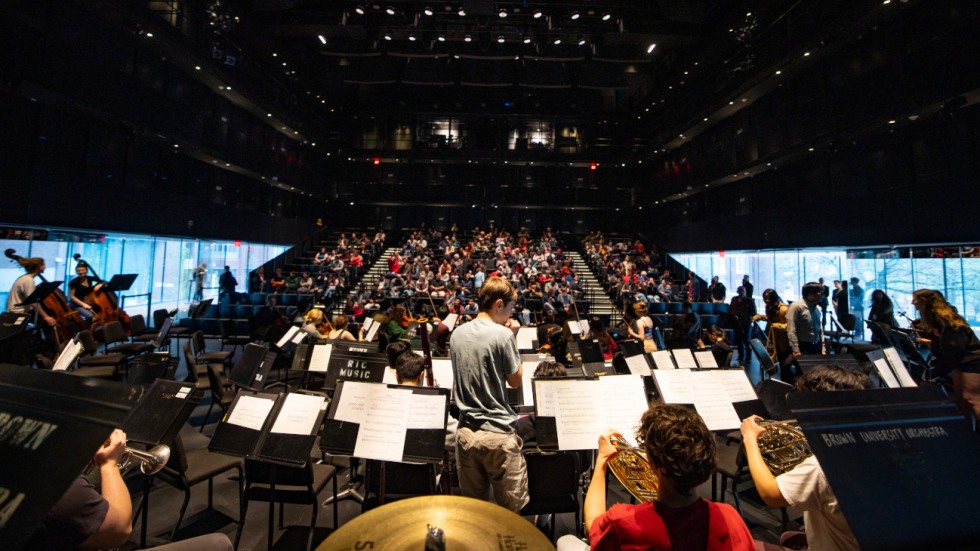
[450,276,528,512]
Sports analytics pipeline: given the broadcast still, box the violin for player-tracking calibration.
[5,249,86,344]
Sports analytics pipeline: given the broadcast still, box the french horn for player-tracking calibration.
[606,437,659,503]
[757,421,812,476]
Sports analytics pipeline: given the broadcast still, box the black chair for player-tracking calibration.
[155,434,243,540]
[183,342,216,390]
[519,450,583,541]
[156,307,189,348]
[220,319,251,356]
[192,330,233,366]
[749,338,778,377]
[713,435,792,532]
[104,320,154,359]
[74,329,128,379]
[236,458,339,551]
[128,314,157,344]
[362,460,438,511]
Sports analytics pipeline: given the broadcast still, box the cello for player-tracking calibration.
[72,254,132,333]
[4,249,86,344]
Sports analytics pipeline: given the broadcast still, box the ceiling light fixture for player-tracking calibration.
[578,37,586,45]
[464,33,472,42]
[498,8,507,18]
[354,5,365,15]
[498,35,505,43]
[533,9,543,19]
[553,37,562,44]
[647,43,657,53]
[318,34,327,44]
[458,7,466,16]
[384,32,392,40]
[570,10,580,20]
[523,34,532,44]
[602,12,611,21]
[409,33,416,41]
[437,33,446,41]
[423,6,434,16]
[385,5,396,15]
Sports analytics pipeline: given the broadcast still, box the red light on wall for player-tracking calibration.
[590,162,597,170]
[719,250,725,257]
[373,157,381,165]
[234,240,241,248]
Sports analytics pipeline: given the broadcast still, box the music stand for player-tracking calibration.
[0,312,30,341]
[15,280,64,311]
[105,273,138,293]
[189,298,213,320]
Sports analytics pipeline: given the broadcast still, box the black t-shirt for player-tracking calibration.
[68,276,101,301]
[34,475,108,551]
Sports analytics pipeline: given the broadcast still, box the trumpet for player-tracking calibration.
[606,437,659,503]
[86,444,172,476]
[757,421,812,476]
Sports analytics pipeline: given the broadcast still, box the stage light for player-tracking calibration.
[409,33,416,41]
[423,6,434,16]
[437,33,446,41]
[578,37,586,45]
[498,8,507,18]
[458,7,466,16]
[647,43,657,53]
[497,35,505,43]
[523,35,532,44]
[553,37,561,44]
[383,32,392,40]
[464,33,472,42]
[570,10,580,20]
[590,162,597,170]
[533,9,543,19]
[354,5,365,14]
[373,157,381,165]
[318,34,327,44]
[385,5,395,15]
[602,12,611,21]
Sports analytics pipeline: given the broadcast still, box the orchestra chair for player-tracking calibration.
[73,329,129,379]
[235,458,339,551]
[220,319,252,357]
[129,351,179,385]
[103,320,155,360]
[519,450,583,541]
[201,364,236,433]
[155,434,244,541]
[155,307,190,350]
[712,435,792,532]
[127,314,157,344]
[361,460,438,511]
[192,330,233,367]
[183,341,219,391]
[749,338,778,378]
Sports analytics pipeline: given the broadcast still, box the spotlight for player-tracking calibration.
[437,33,446,41]
[497,34,505,43]
[354,5,365,14]
[647,43,657,53]
[384,32,392,40]
[458,7,466,16]
[498,8,507,18]
[553,37,561,45]
[602,12,611,21]
[423,6,434,16]
[578,37,586,46]
[570,10,580,20]
[533,9,543,18]
[317,34,327,44]
[464,33,472,42]
[385,5,395,15]
[523,34,532,44]
[409,33,416,41]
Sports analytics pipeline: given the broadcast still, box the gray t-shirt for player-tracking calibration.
[451,318,521,433]
[6,274,36,314]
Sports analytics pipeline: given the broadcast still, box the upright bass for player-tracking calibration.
[4,249,86,344]
[73,254,132,333]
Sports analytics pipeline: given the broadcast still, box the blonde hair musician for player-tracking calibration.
[302,308,332,337]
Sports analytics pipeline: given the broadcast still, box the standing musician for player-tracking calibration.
[68,262,102,321]
[6,255,57,328]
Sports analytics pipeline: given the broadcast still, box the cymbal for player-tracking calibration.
[317,495,556,551]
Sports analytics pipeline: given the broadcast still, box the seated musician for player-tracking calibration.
[32,429,232,551]
[557,405,754,551]
[741,365,871,551]
[326,314,357,341]
[6,255,57,328]
[699,325,732,367]
[301,308,331,338]
[387,305,410,341]
[67,263,102,321]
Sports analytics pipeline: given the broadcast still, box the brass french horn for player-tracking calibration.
[756,421,812,476]
[606,436,659,503]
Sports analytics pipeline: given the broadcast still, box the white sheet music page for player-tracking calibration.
[652,369,697,404]
[381,367,398,385]
[333,380,386,424]
[290,330,306,344]
[694,350,719,369]
[308,343,333,373]
[554,380,603,450]
[579,320,591,335]
[271,393,325,435]
[597,375,648,447]
[625,353,651,376]
[353,387,410,461]
[276,326,301,348]
[517,328,537,350]
[713,370,758,403]
[443,313,459,333]
[53,338,84,371]
[873,357,900,388]
[431,358,455,392]
[365,318,381,342]
[567,321,582,335]
[650,350,676,370]
[521,361,541,407]
[407,393,447,429]
[672,348,698,369]
[883,347,917,387]
[533,379,561,417]
[227,395,276,431]
[689,374,741,430]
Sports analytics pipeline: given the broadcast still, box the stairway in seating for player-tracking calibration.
[330,246,400,316]
[565,251,620,325]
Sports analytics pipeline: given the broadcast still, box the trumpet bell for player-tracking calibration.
[607,438,659,503]
[120,444,171,476]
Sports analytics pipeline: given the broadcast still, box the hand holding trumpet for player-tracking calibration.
[95,429,127,470]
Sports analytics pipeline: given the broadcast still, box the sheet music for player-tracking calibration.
[672,348,698,369]
[554,381,603,450]
[406,393,447,429]
[884,347,917,387]
[227,395,275,431]
[353,387,410,461]
[650,350,676,370]
[516,327,537,350]
[364,318,381,342]
[652,369,698,404]
[290,330,307,344]
[694,350,719,369]
[333,381,387,424]
[431,358,454,392]
[521,361,541,406]
[381,367,398,385]
[625,354,651,376]
[597,375,648,447]
[443,313,459,333]
[276,326,301,348]
[579,319,591,335]
[873,357,900,388]
[533,379,561,417]
[309,343,333,373]
[692,395,741,431]
[270,393,325,435]
[711,370,758,402]
[568,321,582,335]
[53,338,84,371]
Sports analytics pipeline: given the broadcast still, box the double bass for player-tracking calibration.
[72,254,132,333]
[4,249,86,344]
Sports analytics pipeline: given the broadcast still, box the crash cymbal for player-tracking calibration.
[317,495,555,551]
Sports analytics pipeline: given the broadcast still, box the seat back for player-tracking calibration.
[153,308,169,330]
[245,458,313,487]
[192,330,206,355]
[131,352,175,384]
[207,364,228,402]
[77,330,99,355]
[183,342,200,384]
[749,338,777,374]
[520,451,581,516]
[103,321,127,346]
[129,314,147,335]
[714,303,730,315]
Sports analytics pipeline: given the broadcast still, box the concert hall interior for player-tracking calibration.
[2,0,980,550]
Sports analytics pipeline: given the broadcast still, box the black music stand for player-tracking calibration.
[0,364,139,550]
[229,343,276,390]
[105,273,138,293]
[189,298,213,320]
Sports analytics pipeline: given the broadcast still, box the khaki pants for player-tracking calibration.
[455,426,529,513]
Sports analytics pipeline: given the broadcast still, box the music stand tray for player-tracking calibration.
[105,273,138,293]
[15,280,63,309]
